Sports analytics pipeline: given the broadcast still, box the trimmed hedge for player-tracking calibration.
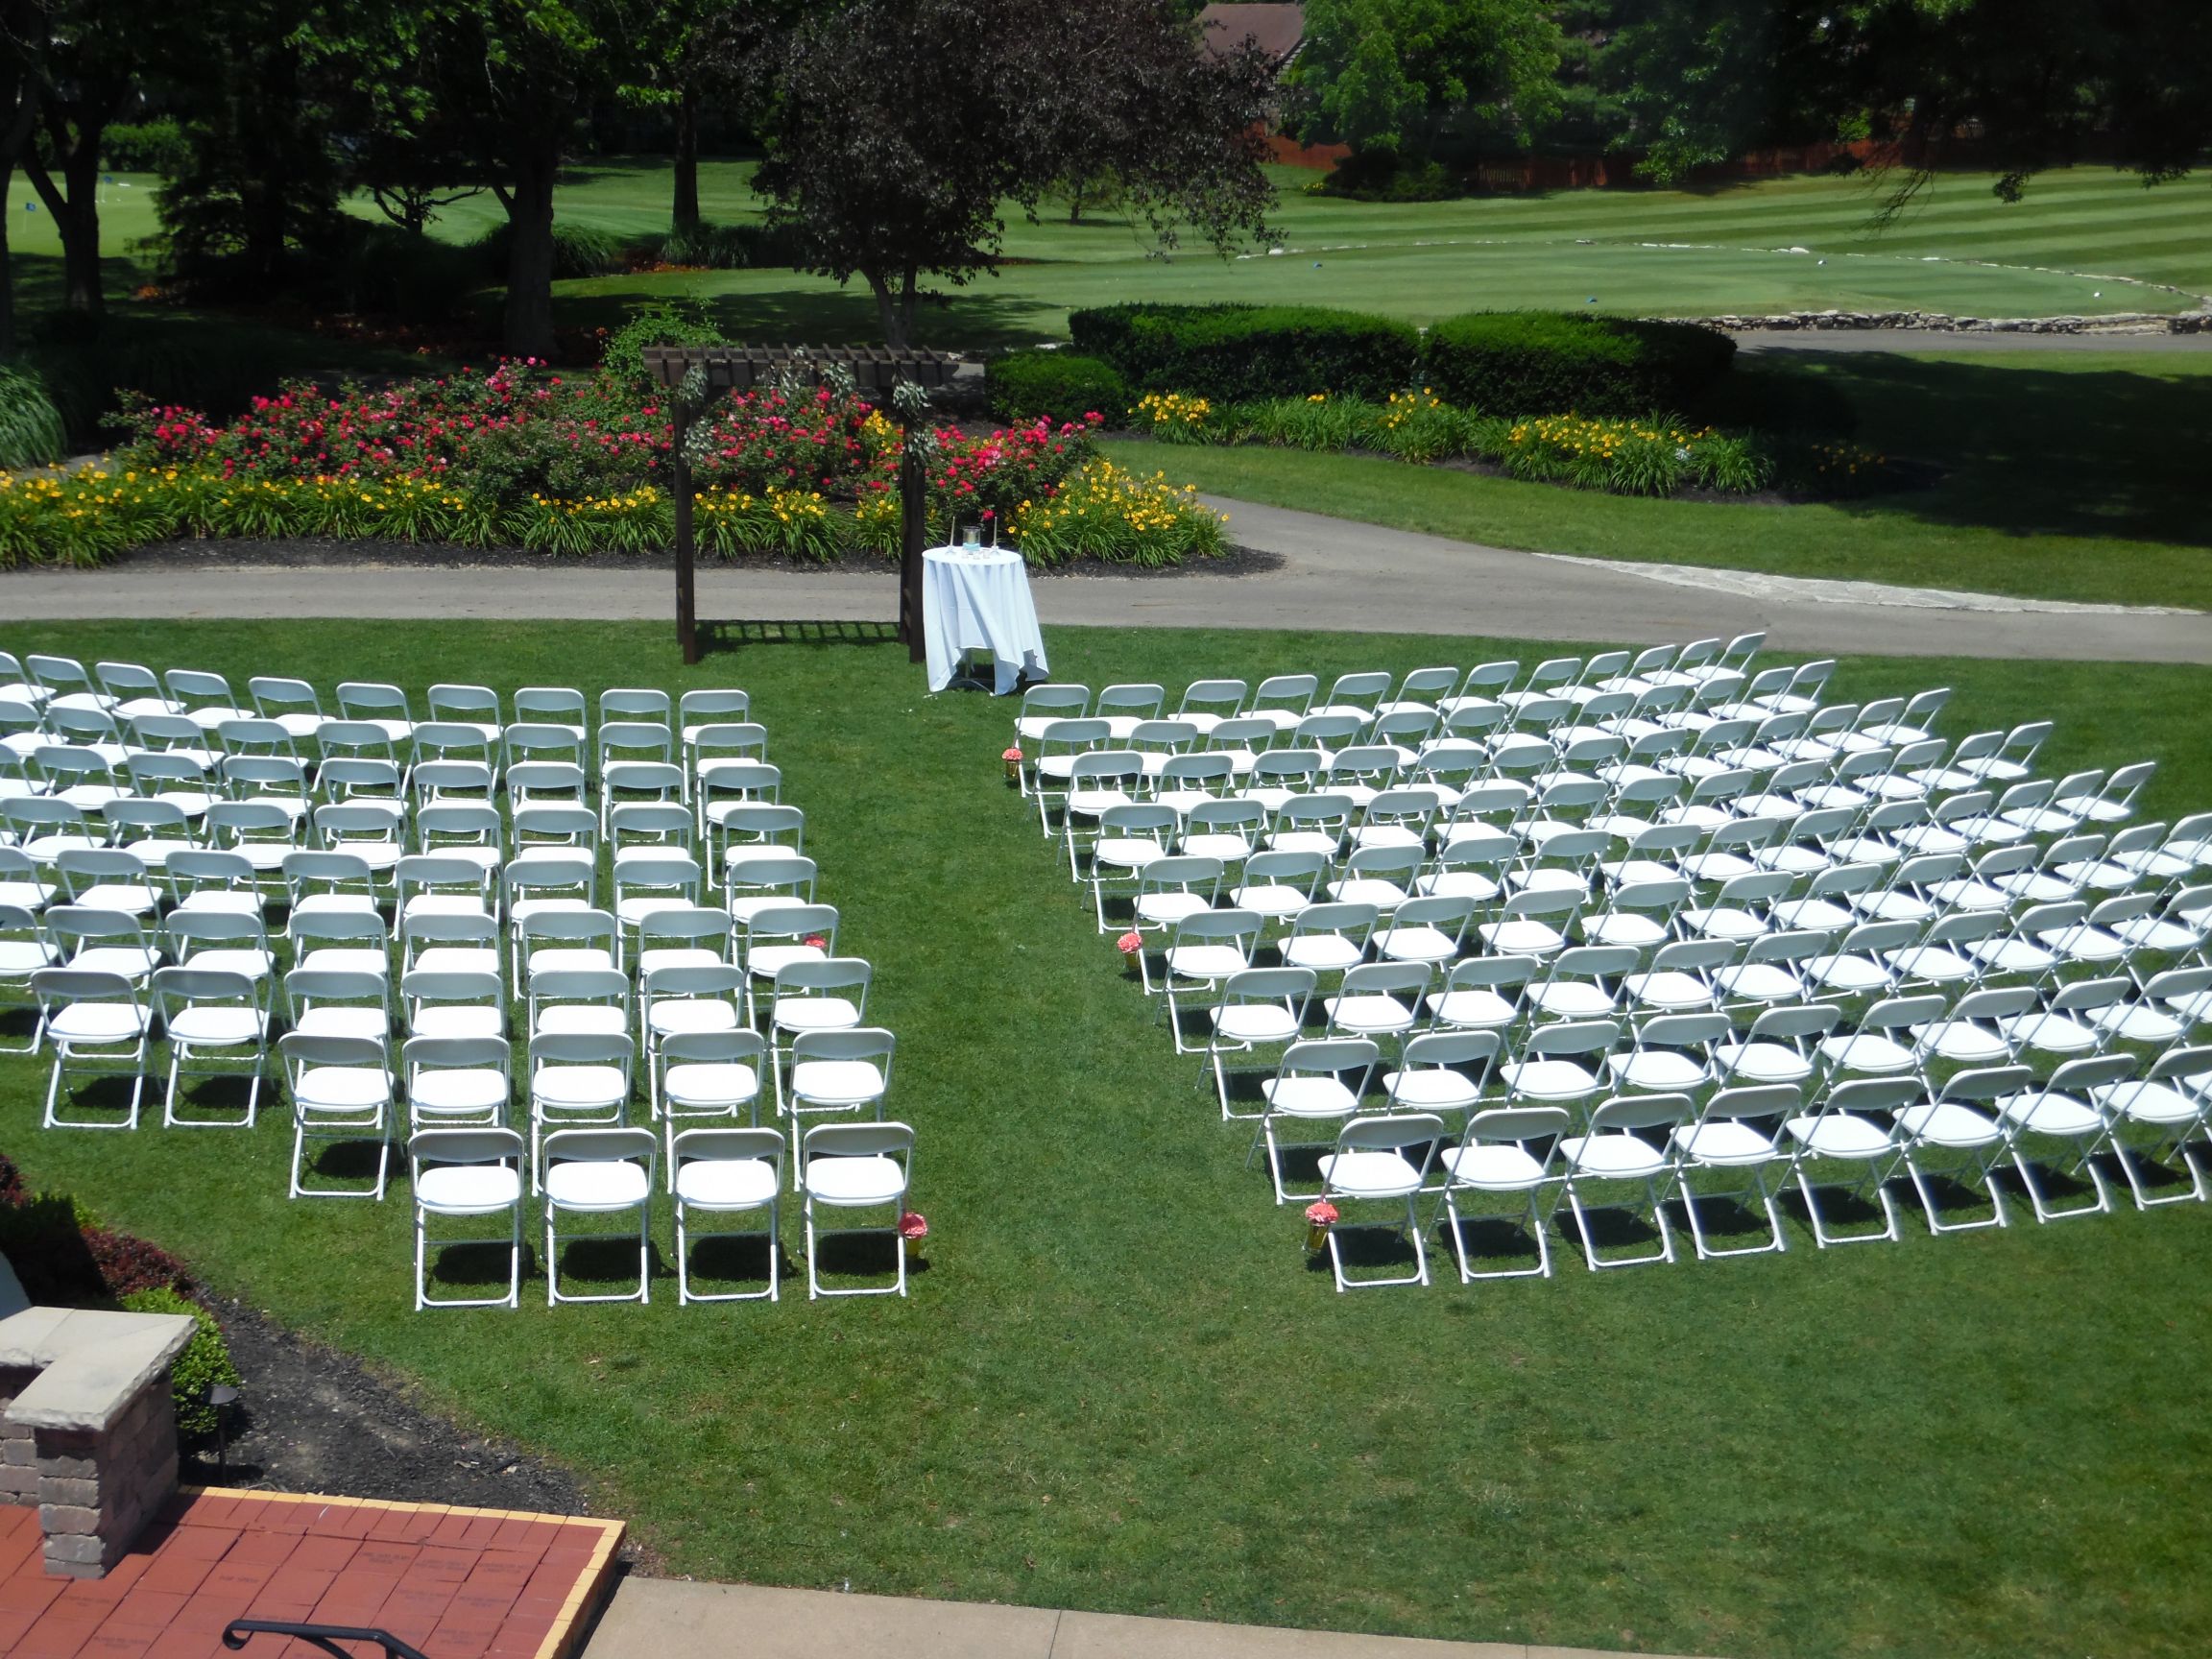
[1423,311,1736,418]
[121,1287,241,1440]
[1069,303,1419,402]
[986,350,1128,427]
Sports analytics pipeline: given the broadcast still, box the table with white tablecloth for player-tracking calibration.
[921,544,1048,694]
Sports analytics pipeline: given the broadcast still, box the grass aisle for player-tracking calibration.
[3,620,2211,1659]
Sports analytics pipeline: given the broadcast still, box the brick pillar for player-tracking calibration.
[33,1369,180,1578]
[0,1365,36,1506]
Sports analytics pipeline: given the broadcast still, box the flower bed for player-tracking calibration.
[1119,388,1895,499]
[0,354,1228,569]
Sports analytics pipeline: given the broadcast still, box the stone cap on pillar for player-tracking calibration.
[0,1307,198,1433]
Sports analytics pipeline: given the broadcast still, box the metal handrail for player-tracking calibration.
[222,1619,435,1659]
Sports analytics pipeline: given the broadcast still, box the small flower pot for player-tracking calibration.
[1003,757,1021,782]
[903,1235,926,1261]
[1306,1224,1331,1253]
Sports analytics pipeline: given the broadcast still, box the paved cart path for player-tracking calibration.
[6,495,2206,663]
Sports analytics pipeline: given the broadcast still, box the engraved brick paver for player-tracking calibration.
[0,1489,621,1659]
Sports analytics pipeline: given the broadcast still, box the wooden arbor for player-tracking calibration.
[641,345,963,664]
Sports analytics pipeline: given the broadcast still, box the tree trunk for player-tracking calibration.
[864,265,922,347]
[0,166,13,357]
[672,84,701,229]
[24,145,104,320]
[499,146,560,360]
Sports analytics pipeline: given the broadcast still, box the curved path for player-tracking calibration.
[6,496,2206,663]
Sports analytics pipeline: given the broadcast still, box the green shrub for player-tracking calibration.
[473,220,633,281]
[599,299,730,397]
[1070,302,1419,402]
[336,222,487,323]
[655,220,804,271]
[120,1287,240,1440]
[100,118,190,177]
[0,362,68,469]
[986,350,1127,427]
[1369,389,1474,464]
[1423,311,1736,419]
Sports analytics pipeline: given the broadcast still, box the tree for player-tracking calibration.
[749,0,1279,348]
[1288,0,1564,160]
[1606,0,2212,200]
[0,0,38,354]
[311,0,649,357]
[7,0,167,319]
[624,0,769,230]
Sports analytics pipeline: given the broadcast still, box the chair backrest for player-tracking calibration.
[774,955,872,998]
[409,1126,525,1171]
[1019,684,1091,722]
[1462,1105,1569,1148]
[514,686,587,728]
[803,1120,915,1165]
[1399,1028,1502,1074]
[1861,993,1947,1033]
[672,1126,784,1169]
[1587,1093,1693,1134]
[1744,1003,1843,1043]
[278,1031,388,1070]
[1699,1083,1800,1122]
[1334,1113,1445,1156]
[2044,1054,2135,1096]
[1217,966,1316,1012]
[402,1034,514,1078]
[541,1125,657,1176]
[1523,1019,1620,1057]
[661,1027,769,1068]
[1277,1037,1381,1086]
[1936,1064,2033,1107]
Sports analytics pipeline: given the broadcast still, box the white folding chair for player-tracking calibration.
[151,965,269,1128]
[402,1034,514,1131]
[1202,965,1312,1118]
[543,1126,658,1306]
[1558,1093,1693,1270]
[1781,1077,1917,1246]
[1250,1037,1380,1204]
[673,1126,783,1304]
[1893,1065,2030,1234]
[410,1127,526,1310]
[2089,1044,2212,1209]
[279,1031,395,1199]
[801,1120,916,1299]
[1432,1105,1568,1281]
[1994,1054,2131,1223]
[30,967,152,1129]
[1314,1113,1444,1290]
[1671,1084,1800,1259]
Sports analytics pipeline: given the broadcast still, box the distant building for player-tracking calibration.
[1194,3,1350,169]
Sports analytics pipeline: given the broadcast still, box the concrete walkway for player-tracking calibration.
[582,1577,1708,1659]
[7,496,2206,663]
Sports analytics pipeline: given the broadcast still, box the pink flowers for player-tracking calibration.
[804,934,829,950]
[1117,931,1143,955]
[899,1211,928,1240]
[1001,746,1022,761]
[1304,1201,1339,1227]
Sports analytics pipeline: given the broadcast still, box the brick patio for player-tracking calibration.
[0,1486,622,1659]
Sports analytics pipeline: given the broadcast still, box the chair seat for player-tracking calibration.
[48,1005,151,1043]
[535,1007,627,1038]
[1783,1113,1892,1159]
[1419,871,1502,902]
[66,947,159,980]
[72,883,160,915]
[745,944,825,979]
[774,998,862,1034]
[1094,839,1165,872]
[0,940,58,972]
[1884,946,1980,986]
[1624,971,1719,1011]
[1708,964,1800,1004]
[1913,1022,2010,1065]
[1560,1133,1667,1180]
[1230,885,1308,918]
[1479,920,1569,955]
[417,1164,522,1214]
[1372,926,1455,962]
[1499,1059,1600,1100]
[1671,1120,1779,1166]
[167,1008,266,1046]
[1211,1005,1299,1045]
[1581,913,1669,950]
[1183,833,1252,862]
[413,1007,503,1041]
[2091,1003,2185,1046]
[2001,1011,2101,1053]
[1971,939,2058,975]
[664,1062,761,1108]
[2091,1081,2204,1127]
[805,1155,906,1206]
[1684,907,1767,942]
[674,1158,779,1209]
[1525,983,1615,1020]
[1324,995,1415,1035]
[299,948,391,978]
[532,1068,629,1109]
[1605,1052,1707,1092]
[1996,1090,2101,1137]
[2115,918,2200,953]
[1328,878,1407,911]
[544,1161,651,1211]
[1436,1143,1547,1190]
[1382,1070,1480,1112]
[295,1008,390,1042]
[649,1001,741,1039]
[1805,955,1892,995]
[1260,1077,1360,1118]
[295,1067,391,1109]
[411,1070,510,1115]
[1897,1101,2002,1149]
[1819,1033,1916,1072]
[1316,1148,1424,1198]
[1167,945,1246,981]
[1714,1042,1814,1084]
[790,1058,885,1106]
[1283,936,1364,973]
[1425,989,1517,1028]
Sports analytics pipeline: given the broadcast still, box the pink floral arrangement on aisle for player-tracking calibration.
[1305,1201,1339,1227]
[1117,931,1143,954]
[1002,746,1023,762]
[899,1211,929,1240]
[804,934,828,950]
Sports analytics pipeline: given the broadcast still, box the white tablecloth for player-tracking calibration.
[922,545,1047,695]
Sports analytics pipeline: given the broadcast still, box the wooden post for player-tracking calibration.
[673,399,698,664]
[899,408,927,665]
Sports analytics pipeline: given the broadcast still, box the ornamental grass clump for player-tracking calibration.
[1498,414,1773,497]
[1371,388,1474,465]
[1236,392,1375,452]
[1131,393,1216,445]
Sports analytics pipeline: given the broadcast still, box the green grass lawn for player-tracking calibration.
[4,619,2212,1659]
[12,160,2211,363]
[1153,347,2212,609]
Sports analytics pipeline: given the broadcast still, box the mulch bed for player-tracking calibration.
[185,1294,593,1521]
[86,536,1284,582]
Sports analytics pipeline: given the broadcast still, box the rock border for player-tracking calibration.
[1681,308,2211,334]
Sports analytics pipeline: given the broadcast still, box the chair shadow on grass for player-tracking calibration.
[676,1233,784,1296]
[1554,1194,1671,1260]
[54,1072,150,1128]
[812,1228,930,1286]
[1309,1219,1424,1279]
[165,1074,261,1126]
[298,1139,395,1194]
[697,619,902,654]
[1436,1213,1548,1276]
[423,1239,541,1299]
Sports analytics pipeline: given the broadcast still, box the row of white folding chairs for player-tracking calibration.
[407,1118,918,1309]
[0,649,750,749]
[1287,1037,2212,1290]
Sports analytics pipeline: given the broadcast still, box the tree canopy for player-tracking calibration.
[749,0,1280,346]
[1289,0,1564,158]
